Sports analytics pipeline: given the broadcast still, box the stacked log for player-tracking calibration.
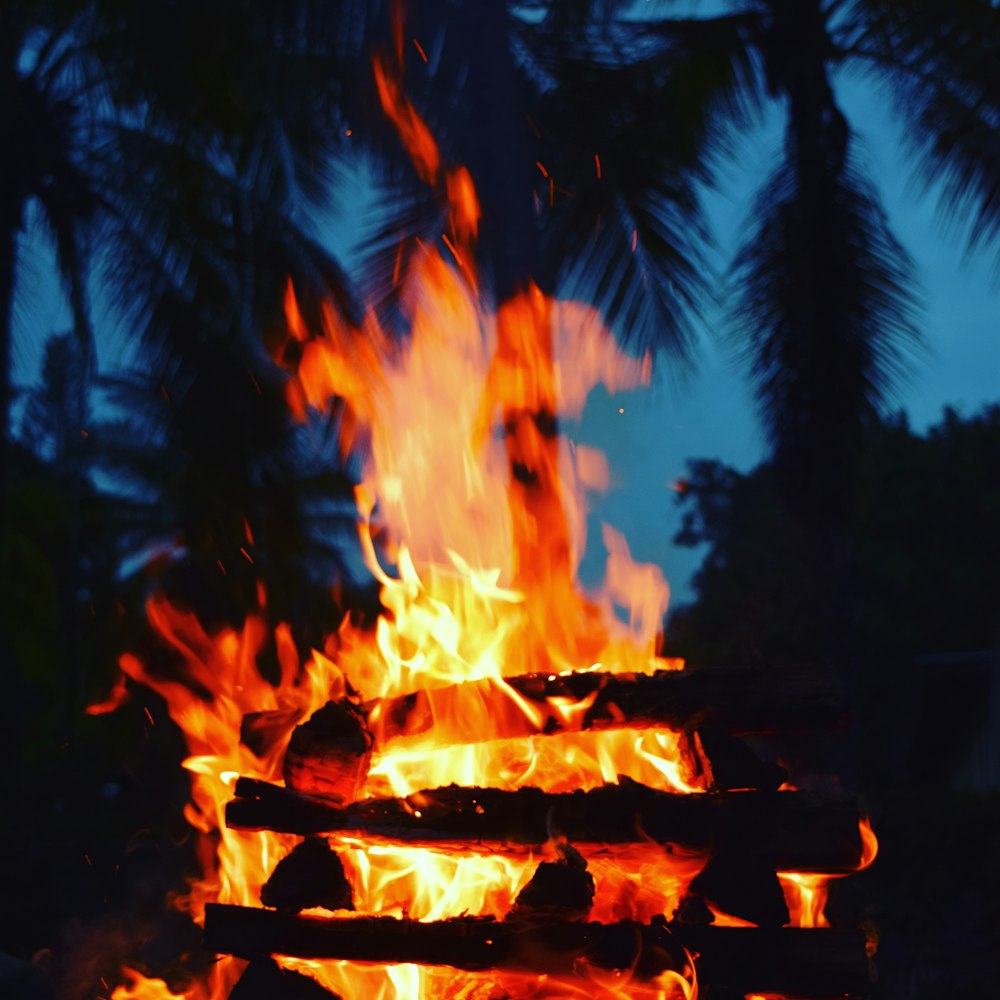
[227,776,863,872]
[209,665,875,998]
[206,907,872,997]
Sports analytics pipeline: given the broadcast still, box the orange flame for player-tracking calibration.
[106,9,714,998]
[111,968,190,1000]
[372,34,439,185]
[779,817,879,928]
[85,668,129,714]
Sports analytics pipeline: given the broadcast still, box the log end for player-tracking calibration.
[284,700,374,804]
[229,959,340,1000]
[509,844,595,923]
[261,838,355,913]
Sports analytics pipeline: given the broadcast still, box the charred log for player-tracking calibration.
[687,843,790,927]
[229,958,339,1000]
[261,838,355,913]
[283,700,374,804]
[365,664,845,747]
[680,923,874,996]
[697,727,788,791]
[204,905,873,995]
[509,844,594,923]
[227,777,863,872]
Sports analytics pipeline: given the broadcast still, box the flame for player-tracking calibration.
[776,871,831,929]
[111,968,192,1000]
[106,11,714,998]
[86,668,130,714]
[778,817,879,929]
[706,906,757,928]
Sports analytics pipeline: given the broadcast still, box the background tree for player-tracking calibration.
[349,0,994,606]
[2,1,376,689]
[666,405,1000,782]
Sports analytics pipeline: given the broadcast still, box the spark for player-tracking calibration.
[393,238,404,286]
[440,232,463,269]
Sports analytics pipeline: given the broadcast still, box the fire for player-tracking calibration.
[779,817,879,929]
[99,18,706,998]
[85,667,130,714]
[109,250,699,994]
[94,8,874,998]
[112,969,189,1000]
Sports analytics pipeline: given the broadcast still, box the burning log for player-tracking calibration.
[227,777,863,872]
[260,838,355,913]
[686,844,790,927]
[696,727,788,791]
[365,664,845,747]
[204,905,873,995]
[205,904,674,977]
[509,844,595,923]
[229,959,339,1000]
[283,700,374,803]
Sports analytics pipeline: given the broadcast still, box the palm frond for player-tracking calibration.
[526,10,763,354]
[846,0,1000,265]
[88,119,359,358]
[350,160,443,324]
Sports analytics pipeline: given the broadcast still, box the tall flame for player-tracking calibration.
[102,15,703,1000]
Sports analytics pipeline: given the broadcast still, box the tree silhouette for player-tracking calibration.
[1,1,358,528]
[353,1,999,519]
[7,332,121,729]
[666,404,1000,784]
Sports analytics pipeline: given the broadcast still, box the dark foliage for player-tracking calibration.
[667,405,1000,785]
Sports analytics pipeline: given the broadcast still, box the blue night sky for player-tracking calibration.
[574,68,999,608]
[11,58,999,612]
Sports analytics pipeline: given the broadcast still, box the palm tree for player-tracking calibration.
[1,1,358,524]
[10,331,122,724]
[338,1,751,655]
[358,0,999,517]
[93,349,361,638]
[342,1,999,779]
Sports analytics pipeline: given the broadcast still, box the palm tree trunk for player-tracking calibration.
[767,0,860,783]
[65,265,92,726]
[0,216,18,533]
[447,2,539,299]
